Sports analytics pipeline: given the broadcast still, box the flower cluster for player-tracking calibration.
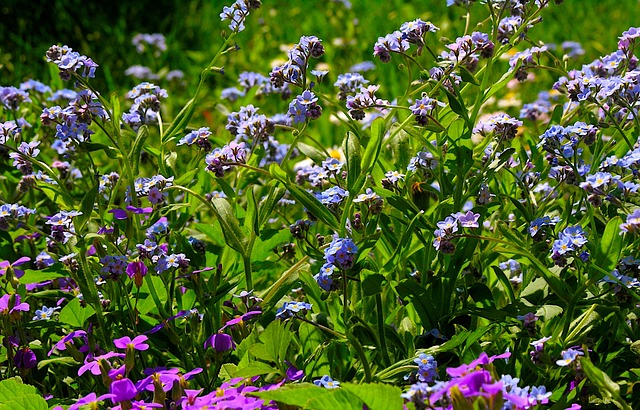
[122,82,168,131]
[315,236,358,291]
[402,351,551,409]
[270,36,325,88]
[473,113,522,141]
[45,44,98,80]
[550,225,589,266]
[374,19,439,62]
[275,301,312,319]
[205,141,248,177]
[440,32,495,72]
[289,89,322,124]
[409,93,445,126]
[433,210,481,254]
[220,0,261,33]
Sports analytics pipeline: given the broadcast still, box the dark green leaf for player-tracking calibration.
[164,97,197,142]
[362,272,386,297]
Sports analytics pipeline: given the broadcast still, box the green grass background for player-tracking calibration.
[2,0,639,93]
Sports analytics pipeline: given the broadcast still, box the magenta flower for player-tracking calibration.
[48,330,87,356]
[110,377,138,404]
[126,261,148,287]
[114,335,150,351]
[0,256,30,279]
[78,351,125,376]
[0,293,30,316]
[204,332,235,353]
[109,206,153,220]
[68,393,116,410]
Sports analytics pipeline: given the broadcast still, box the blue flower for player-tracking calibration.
[314,375,340,389]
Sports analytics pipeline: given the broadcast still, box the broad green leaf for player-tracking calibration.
[342,383,403,410]
[58,297,96,328]
[0,378,48,410]
[82,142,119,159]
[233,361,279,378]
[306,388,365,410]
[252,384,333,408]
[261,257,310,310]
[459,65,480,86]
[260,320,292,366]
[244,186,259,236]
[211,197,247,254]
[129,125,149,175]
[564,304,599,346]
[297,142,329,165]
[20,264,68,286]
[174,168,199,187]
[252,229,291,262]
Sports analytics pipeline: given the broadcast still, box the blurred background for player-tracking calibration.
[1,0,639,120]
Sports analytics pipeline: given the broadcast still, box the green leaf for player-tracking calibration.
[261,257,310,310]
[444,89,468,121]
[459,66,480,86]
[75,183,99,231]
[129,125,149,175]
[81,142,119,159]
[297,142,328,165]
[174,168,200,186]
[252,384,333,408]
[234,361,279,378]
[342,383,403,410]
[0,378,47,410]
[361,117,385,175]
[564,304,599,346]
[269,164,339,231]
[580,356,632,410]
[344,131,362,192]
[595,216,624,275]
[20,264,68,286]
[306,389,366,410]
[252,229,291,262]
[244,186,259,236]
[58,297,95,328]
[164,97,197,142]
[211,197,247,254]
[260,320,292,365]
[37,356,80,370]
[362,272,386,297]
[258,183,286,231]
[483,68,517,101]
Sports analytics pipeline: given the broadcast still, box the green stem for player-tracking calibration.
[375,293,392,368]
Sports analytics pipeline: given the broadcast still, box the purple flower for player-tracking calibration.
[14,346,37,369]
[0,256,30,280]
[0,294,30,316]
[110,377,138,404]
[204,332,235,352]
[78,351,125,376]
[68,393,116,410]
[114,335,150,351]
